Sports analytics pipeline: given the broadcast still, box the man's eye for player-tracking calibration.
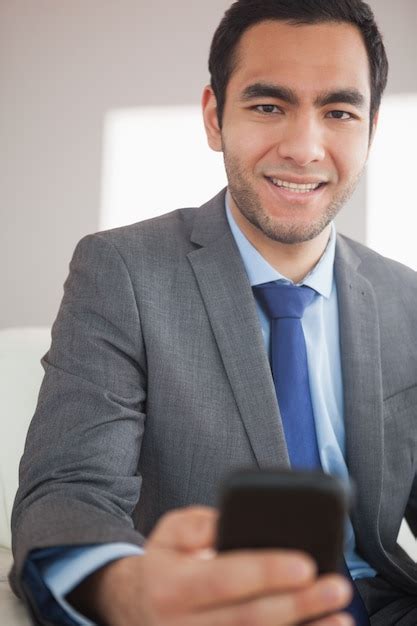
[255,104,281,114]
[327,110,353,120]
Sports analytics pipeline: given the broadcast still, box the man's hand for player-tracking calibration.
[67,506,354,626]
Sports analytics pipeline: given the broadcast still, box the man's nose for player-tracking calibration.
[276,115,326,167]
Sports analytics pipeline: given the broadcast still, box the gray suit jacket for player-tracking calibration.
[9,189,417,619]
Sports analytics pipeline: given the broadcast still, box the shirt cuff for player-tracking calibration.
[35,543,144,625]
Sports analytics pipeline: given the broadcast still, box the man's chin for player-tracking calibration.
[246,213,333,245]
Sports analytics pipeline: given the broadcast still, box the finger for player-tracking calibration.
[170,549,317,610]
[148,506,218,551]
[304,612,354,626]
[180,574,352,626]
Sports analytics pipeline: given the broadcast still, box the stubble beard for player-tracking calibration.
[224,151,364,244]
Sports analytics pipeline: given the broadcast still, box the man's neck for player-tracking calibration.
[228,201,332,284]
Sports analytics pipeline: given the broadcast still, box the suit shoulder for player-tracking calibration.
[74,206,201,264]
[95,206,198,245]
[339,233,417,288]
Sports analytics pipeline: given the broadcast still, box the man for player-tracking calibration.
[9,0,417,624]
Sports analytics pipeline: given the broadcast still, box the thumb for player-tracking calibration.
[147,506,219,553]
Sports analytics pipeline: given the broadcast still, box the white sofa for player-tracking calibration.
[0,327,51,625]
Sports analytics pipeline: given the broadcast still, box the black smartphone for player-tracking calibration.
[216,468,351,574]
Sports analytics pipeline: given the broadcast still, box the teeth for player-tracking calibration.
[270,178,322,192]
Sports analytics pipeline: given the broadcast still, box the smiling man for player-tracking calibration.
[10,2,417,626]
[203,18,376,283]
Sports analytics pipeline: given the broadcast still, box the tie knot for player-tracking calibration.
[253,281,316,319]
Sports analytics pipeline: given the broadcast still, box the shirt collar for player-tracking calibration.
[225,193,335,299]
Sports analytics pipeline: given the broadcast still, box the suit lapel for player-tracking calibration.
[187,191,290,469]
[335,236,383,545]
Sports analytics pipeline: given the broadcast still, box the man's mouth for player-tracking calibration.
[267,177,327,194]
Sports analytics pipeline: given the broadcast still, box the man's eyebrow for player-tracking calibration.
[314,89,366,109]
[240,83,298,105]
[239,82,366,110]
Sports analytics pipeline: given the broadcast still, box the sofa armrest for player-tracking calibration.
[0,547,31,625]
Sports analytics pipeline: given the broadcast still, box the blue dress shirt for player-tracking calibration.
[225,196,376,582]
[23,196,375,625]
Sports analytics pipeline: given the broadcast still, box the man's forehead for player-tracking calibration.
[235,19,367,59]
[229,20,371,97]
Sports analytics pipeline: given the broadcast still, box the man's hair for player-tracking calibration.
[208,0,388,128]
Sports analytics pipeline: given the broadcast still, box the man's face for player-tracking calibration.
[203,20,377,244]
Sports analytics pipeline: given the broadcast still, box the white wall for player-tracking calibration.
[0,0,416,328]
[336,0,417,244]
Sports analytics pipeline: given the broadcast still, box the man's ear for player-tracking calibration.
[369,109,379,148]
[202,85,223,152]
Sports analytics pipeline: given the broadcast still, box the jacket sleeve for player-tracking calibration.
[9,233,148,622]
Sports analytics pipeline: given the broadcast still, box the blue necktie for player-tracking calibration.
[253,281,370,626]
[254,282,319,468]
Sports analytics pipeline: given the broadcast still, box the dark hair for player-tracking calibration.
[209,0,388,128]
